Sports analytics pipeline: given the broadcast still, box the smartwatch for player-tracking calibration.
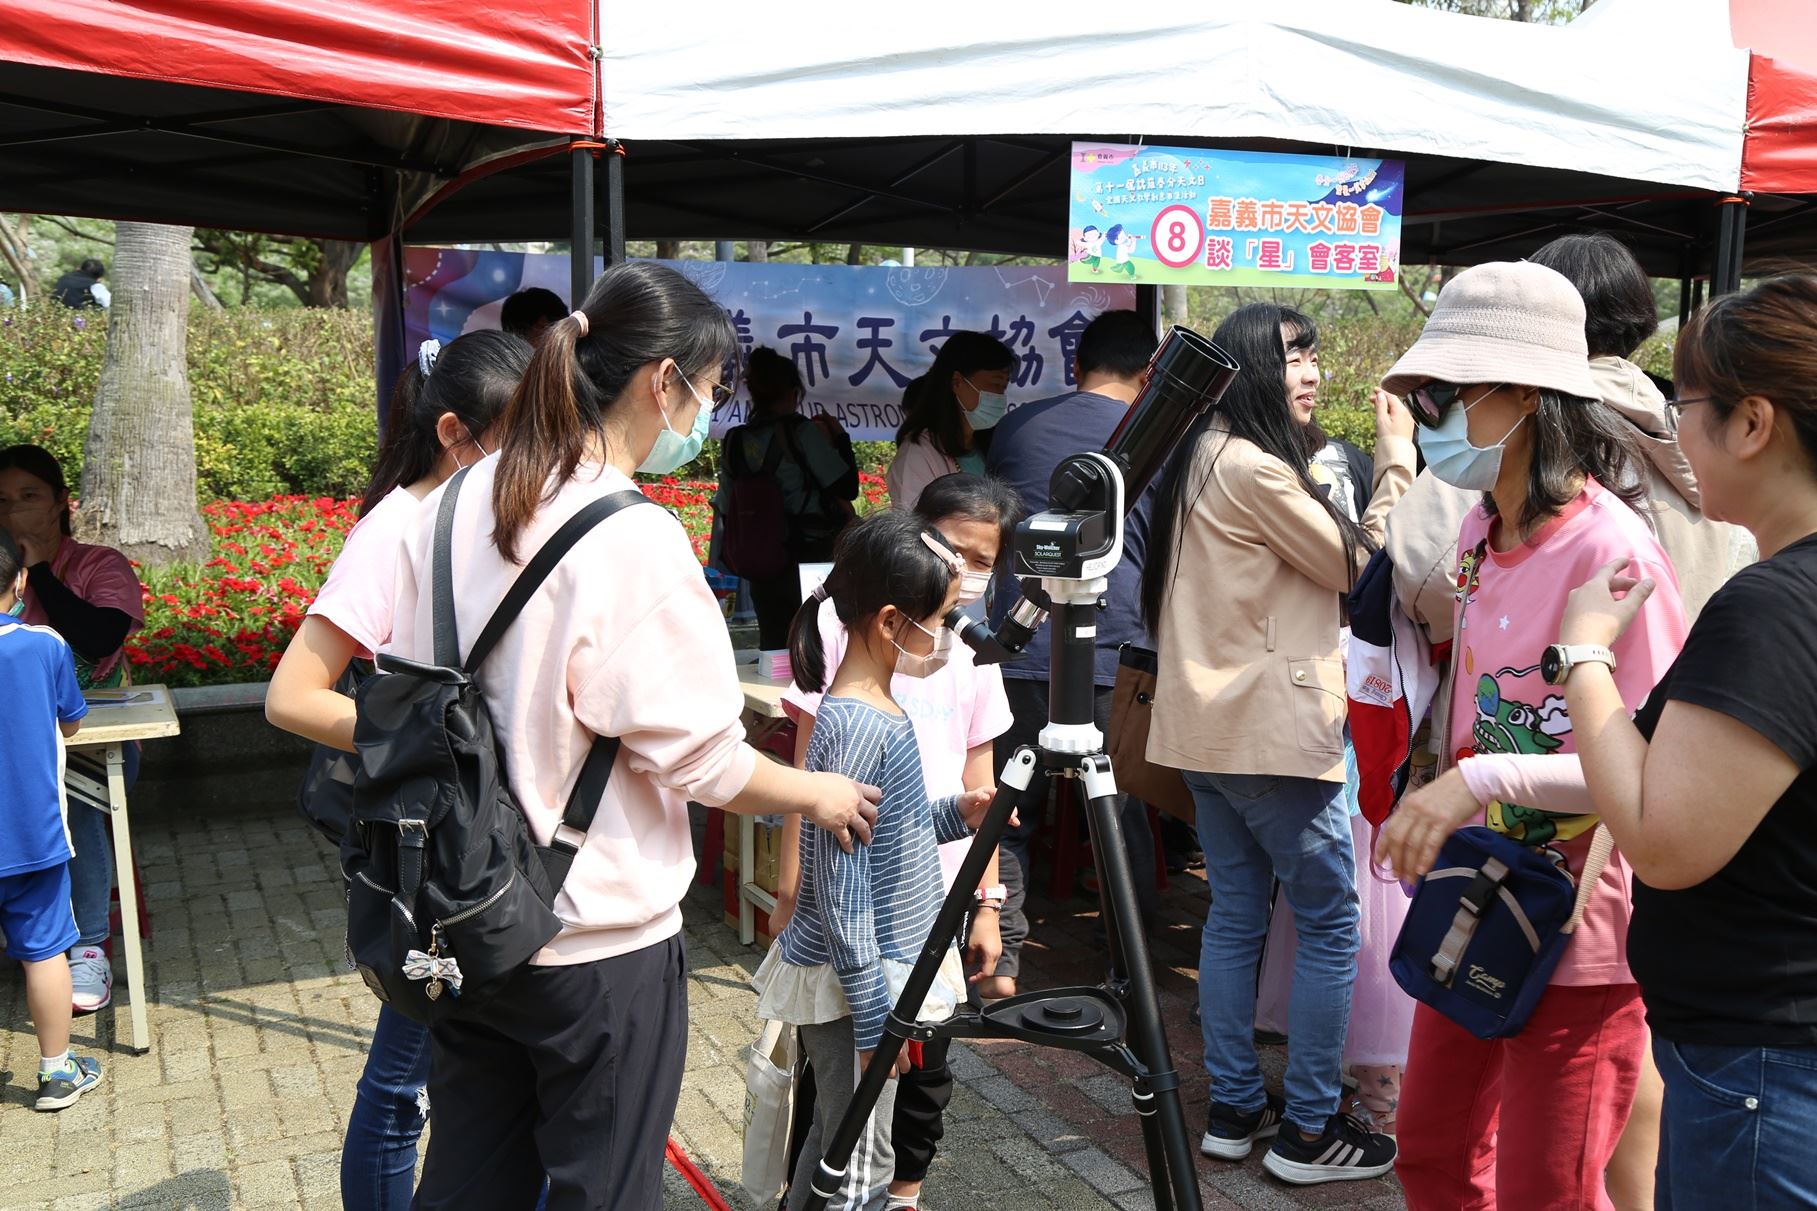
[1541,644,1616,686]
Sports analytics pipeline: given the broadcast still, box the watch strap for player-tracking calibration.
[1562,644,1616,672]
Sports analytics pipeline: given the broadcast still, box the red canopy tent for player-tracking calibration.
[1733,0,1817,195]
[0,0,616,401]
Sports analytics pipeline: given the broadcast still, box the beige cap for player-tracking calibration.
[1381,261,1598,400]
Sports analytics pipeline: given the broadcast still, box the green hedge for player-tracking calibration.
[0,306,378,501]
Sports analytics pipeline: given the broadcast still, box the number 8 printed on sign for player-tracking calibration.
[1150,204,1205,269]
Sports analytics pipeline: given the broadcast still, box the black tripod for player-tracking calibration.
[798,325,1239,1211]
[799,584,1201,1211]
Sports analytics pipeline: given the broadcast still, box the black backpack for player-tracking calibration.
[719,421,795,580]
[342,468,651,1023]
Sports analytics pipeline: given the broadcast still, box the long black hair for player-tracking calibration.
[1141,304,1371,636]
[362,331,532,516]
[494,261,738,561]
[788,510,959,694]
[894,331,1016,460]
[1482,389,1647,533]
[913,472,1024,575]
[0,443,72,535]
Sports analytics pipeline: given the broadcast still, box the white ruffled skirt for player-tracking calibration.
[752,942,968,1028]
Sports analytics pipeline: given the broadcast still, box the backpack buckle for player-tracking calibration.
[398,819,429,848]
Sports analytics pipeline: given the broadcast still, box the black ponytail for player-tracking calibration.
[788,510,959,693]
[361,331,532,516]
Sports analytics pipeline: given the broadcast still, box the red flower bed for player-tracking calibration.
[128,478,739,688]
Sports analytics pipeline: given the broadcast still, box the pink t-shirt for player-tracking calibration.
[307,486,423,659]
[1447,480,1687,986]
[22,539,145,683]
[783,597,1014,889]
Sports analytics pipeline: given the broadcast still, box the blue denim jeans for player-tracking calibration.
[343,1004,432,1210]
[67,742,140,947]
[1187,770,1359,1134]
[1655,1036,1817,1210]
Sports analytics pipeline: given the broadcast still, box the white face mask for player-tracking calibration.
[892,617,954,679]
[956,568,992,605]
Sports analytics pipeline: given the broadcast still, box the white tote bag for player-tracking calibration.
[741,1019,797,1203]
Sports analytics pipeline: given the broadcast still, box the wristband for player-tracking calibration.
[974,885,1007,905]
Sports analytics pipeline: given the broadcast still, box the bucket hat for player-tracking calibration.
[1382,261,1598,400]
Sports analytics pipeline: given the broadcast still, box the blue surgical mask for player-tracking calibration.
[637,371,713,475]
[1418,384,1521,492]
[964,378,1010,431]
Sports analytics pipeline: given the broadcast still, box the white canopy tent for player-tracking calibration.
[598,0,1747,192]
[420,0,1763,295]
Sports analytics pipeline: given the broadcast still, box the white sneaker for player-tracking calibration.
[68,946,113,1013]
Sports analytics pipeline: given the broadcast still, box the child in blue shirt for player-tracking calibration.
[0,529,98,1110]
[753,511,993,1211]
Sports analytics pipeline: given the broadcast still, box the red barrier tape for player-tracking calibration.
[666,1137,736,1211]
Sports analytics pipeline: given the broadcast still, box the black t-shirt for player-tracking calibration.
[1628,532,1817,1046]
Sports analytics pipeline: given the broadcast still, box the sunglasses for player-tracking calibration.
[1408,382,1467,428]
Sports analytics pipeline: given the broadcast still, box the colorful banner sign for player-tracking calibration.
[404,250,1136,441]
[1067,143,1405,291]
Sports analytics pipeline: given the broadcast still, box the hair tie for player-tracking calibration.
[810,583,828,602]
[920,530,964,573]
[417,339,441,378]
[570,310,590,337]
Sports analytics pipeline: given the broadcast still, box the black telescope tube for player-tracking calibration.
[1098,325,1239,506]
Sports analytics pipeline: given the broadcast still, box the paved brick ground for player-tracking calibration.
[0,796,1404,1211]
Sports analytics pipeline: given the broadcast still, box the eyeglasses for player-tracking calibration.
[681,370,737,410]
[1664,395,1712,436]
[1408,382,1466,428]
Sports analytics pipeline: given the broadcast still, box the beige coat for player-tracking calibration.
[1147,425,1416,783]
[1386,355,1756,642]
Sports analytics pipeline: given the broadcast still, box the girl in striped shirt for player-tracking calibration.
[754,510,993,1211]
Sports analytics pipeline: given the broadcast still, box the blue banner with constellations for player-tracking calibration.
[404,250,1136,441]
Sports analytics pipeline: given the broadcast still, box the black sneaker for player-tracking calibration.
[1262,1113,1397,1184]
[1200,1091,1285,1160]
[35,1055,101,1112]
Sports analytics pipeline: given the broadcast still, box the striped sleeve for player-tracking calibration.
[930,794,969,845]
[805,704,891,1048]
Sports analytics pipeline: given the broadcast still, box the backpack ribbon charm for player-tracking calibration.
[403,945,464,999]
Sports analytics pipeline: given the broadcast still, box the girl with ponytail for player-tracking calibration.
[265,328,531,1210]
[384,261,881,1209]
[756,508,998,1211]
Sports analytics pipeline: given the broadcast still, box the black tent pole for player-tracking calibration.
[1135,283,1161,338]
[571,142,597,305]
[1711,195,1749,298]
[602,141,627,268]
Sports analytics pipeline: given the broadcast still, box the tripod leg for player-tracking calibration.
[1079,755,1203,1211]
[798,749,1044,1211]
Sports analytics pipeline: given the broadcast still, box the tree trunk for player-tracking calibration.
[655,239,684,260]
[0,214,37,301]
[1161,284,1189,327]
[846,243,864,265]
[746,240,769,263]
[76,223,208,567]
[304,239,363,307]
[189,259,224,310]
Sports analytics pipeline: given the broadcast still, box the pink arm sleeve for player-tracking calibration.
[1459,753,1597,816]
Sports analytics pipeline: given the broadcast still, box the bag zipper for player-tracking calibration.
[440,871,516,927]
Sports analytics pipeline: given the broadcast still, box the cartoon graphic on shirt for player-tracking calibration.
[1455,544,1484,612]
[1455,666,1599,847]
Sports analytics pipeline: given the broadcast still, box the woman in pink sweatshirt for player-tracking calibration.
[388,262,881,1211]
